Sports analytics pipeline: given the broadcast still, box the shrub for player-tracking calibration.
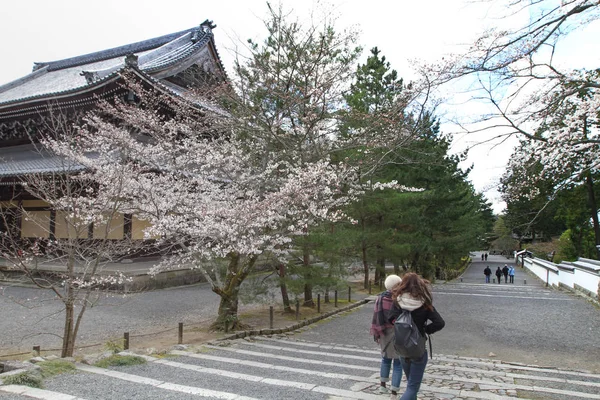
[104,339,125,354]
[38,360,76,378]
[94,355,146,368]
[2,371,43,388]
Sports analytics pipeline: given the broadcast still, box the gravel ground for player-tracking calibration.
[0,282,224,354]
[43,370,206,400]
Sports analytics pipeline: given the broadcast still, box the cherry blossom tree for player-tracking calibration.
[424,1,599,231]
[426,0,598,157]
[215,3,367,307]
[0,116,142,357]
[47,81,358,330]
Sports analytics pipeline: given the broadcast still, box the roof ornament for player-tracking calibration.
[80,71,98,85]
[124,54,139,68]
[192,20,215,43]
[32,62,47,72]
[200,19,216,30]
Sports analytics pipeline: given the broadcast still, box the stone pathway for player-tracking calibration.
[2,331,600,399]
[1,254,599,399]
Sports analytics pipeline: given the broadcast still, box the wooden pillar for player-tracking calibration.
[49,210,56,241]
[123,213,132,240]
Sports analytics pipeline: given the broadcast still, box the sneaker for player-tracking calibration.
[378,386,390,394]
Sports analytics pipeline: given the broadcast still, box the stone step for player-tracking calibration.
[3,337,598,399]
[0,384,87,399]
[254,337,600,382]
[221,337,600,399]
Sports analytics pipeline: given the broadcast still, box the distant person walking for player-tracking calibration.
[481,253,485,261]
[484,266,492,283]
[484,253,488,261]
[502,264,509,283]
[388,273,445,400]
[509,266,515,284]
[495,267,502,284]
[370,275,403,396]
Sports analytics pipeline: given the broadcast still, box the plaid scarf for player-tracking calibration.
[370,290,394,338]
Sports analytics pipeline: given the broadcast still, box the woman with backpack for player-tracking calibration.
[388,273,445,400]
[370,274,403,396]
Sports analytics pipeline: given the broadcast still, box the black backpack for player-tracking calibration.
[393,309,427,359]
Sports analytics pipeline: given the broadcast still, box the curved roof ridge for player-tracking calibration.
[34,26,206,72]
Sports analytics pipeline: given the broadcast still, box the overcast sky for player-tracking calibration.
[0,0,597,213]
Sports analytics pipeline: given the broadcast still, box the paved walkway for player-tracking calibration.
[2,322,600,399]
[1,253,599,399]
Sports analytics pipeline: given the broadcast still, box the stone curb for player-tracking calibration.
[216,299,370,341]
[558,282,600,307]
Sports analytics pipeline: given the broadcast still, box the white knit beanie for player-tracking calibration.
[384,274,402,290]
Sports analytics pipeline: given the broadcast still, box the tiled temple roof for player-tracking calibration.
[0,144,84,177]
[33,28,197,72]
[0,21,227,177]
[0,20,223,107]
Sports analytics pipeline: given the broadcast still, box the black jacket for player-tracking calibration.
[495,268,502,277]
[387,302,445,337]
[502,266,509,276]
[484,267,491,276]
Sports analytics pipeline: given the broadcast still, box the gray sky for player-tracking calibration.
[0,0,597,213]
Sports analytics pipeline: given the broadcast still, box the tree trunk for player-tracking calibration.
[61,259,77,358]
[393,262,400,275]
[215,292,240,332]
[211,253,256,331]
[303,244,314,307]
[278,264,292,313]
[412,252,420,274]
[362,242,369,289]
[377,256,385,286]
[585,172,600,246]
[61,300,75,358]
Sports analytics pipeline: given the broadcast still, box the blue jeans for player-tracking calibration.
[399,351,428,400]
[380,356,402,391]
[485,275,490,283]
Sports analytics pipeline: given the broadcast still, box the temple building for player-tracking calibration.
[0,21,226,242]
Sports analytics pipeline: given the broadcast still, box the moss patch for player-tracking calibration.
[94,355,147,368]
[2,371,43,388]
[38,359,76,378]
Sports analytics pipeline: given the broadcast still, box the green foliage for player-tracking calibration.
[554,229,597,263]
[337,47,494,281]
[500,142,600,260]
[500,144,566,244]
[38,359,76,378]
[2,371,43,388]
[94,355,147,368]
[104,339,125,354]
[232,3,361,166]
[491,216,519,254]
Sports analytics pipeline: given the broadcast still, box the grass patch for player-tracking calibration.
[94,355,147,368]
[38,359,76,378]
[2,371,43,388]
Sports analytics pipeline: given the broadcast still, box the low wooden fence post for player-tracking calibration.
[334,290,338,308]
[317,294,321,313]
